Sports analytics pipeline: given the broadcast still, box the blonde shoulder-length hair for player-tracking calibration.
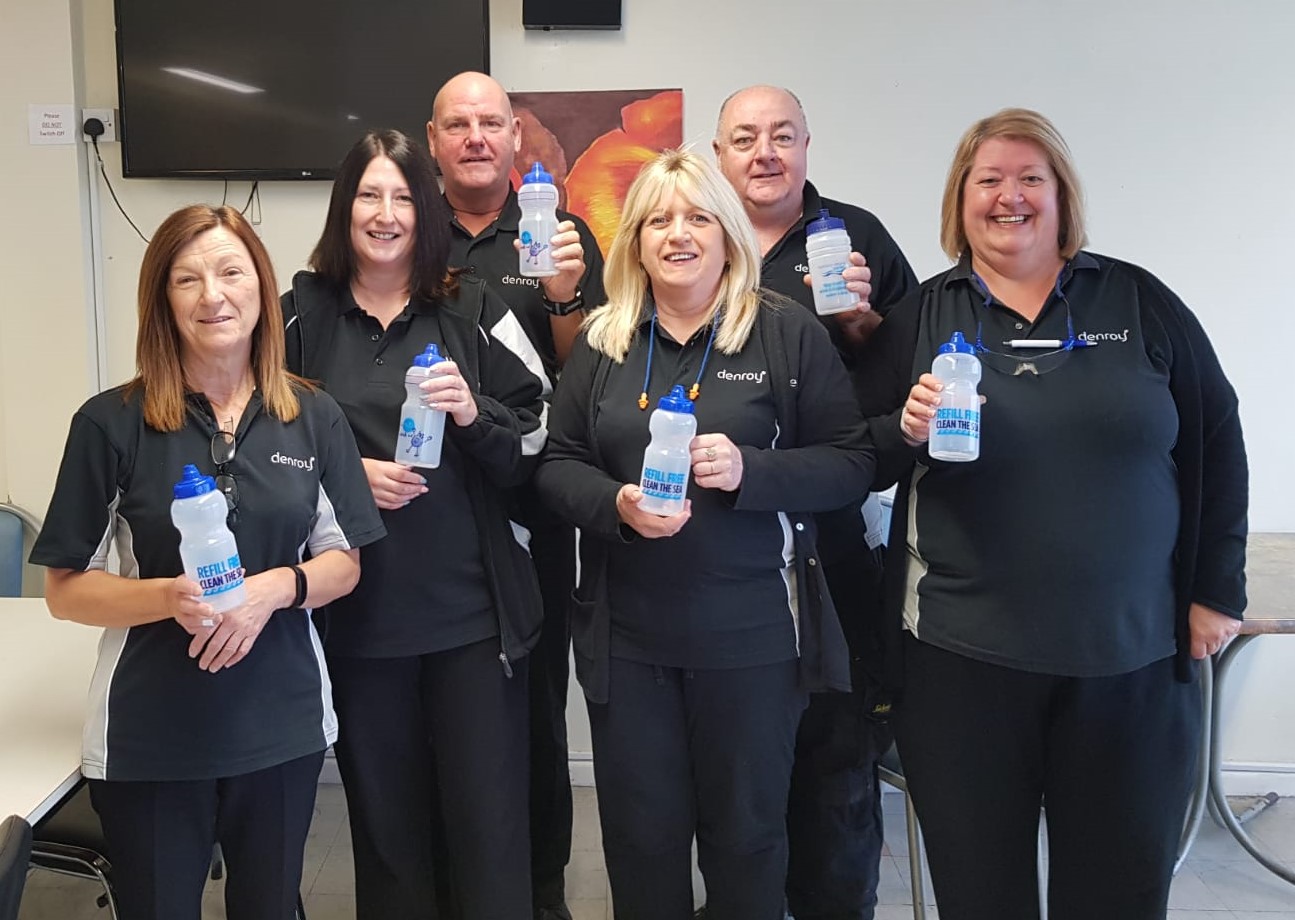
[939,107,1088,262]
[127,204,308,431]
[585,148,764,362]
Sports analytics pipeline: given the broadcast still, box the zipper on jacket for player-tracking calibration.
[499,648,514,678]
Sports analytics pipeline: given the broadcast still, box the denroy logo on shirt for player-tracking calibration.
[715,369,768,383]
[271,451,316,471]
[1077,328,1129,343]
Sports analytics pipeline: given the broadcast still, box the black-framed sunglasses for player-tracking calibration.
[210,429,239,522]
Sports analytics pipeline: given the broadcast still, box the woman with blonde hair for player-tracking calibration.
[858,108,1248,919]
[535,148,874,920]
[32,204,384,920]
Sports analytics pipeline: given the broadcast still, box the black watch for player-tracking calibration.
[540,285,584,316]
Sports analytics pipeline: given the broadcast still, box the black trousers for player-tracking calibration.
[786,546,890,920]
[88,750,324,920]
[527,514,577,910]
[895,636,1200,920]
[588,656,807,920]
[329,638,531,920]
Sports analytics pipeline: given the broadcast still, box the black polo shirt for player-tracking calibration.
[448,188,607,387]
[31,385,385,781]
[902,253,1180,676]
[761,181,917,368]
[596,312,797,670]
[311,289,496,657]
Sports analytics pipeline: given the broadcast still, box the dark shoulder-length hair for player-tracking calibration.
[128,204,307,432]
[309,129,455,301]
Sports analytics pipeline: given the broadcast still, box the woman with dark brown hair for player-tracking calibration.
[32,204,384,919]
[282,129,549,920]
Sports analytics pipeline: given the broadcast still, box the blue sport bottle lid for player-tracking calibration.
[938,331,976,355]
[173,463,217,499]
[412,343,447,367]
[522,162,554,185]
[806,208,846,235]
[657,384,695,414]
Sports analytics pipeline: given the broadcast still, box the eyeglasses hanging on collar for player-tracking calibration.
[971,270,1095,376]
[210,429,239,525]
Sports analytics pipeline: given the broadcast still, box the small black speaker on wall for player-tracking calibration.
[523,0,621,30]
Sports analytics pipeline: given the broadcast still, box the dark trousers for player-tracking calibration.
[329,638,531,920]
[527,516,576,910]
[588,656,807,920]
[88,750,324,920]
[786,549,890,920]
[895,636,1200,920]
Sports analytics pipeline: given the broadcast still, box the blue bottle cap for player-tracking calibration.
[938,331,976,355]
[173,463,217,499]
[412,343,447,367]
[657,384,695,414]
[806,208,846,235]
[522,162,554,185]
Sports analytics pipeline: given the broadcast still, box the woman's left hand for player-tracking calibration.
[691,434,743,492]
[1188,602,1243,659]
[188,567,292,672]
[421,360,479,427]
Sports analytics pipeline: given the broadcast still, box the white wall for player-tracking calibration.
[3,0,1292,781]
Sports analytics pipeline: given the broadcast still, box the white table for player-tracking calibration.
[0,597,100,822]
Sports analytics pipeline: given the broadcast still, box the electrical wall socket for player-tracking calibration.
[81,107,118,143]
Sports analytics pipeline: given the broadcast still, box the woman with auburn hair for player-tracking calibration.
[858,108,1248,919]
[31,204,384,920]
[535,148,874,920]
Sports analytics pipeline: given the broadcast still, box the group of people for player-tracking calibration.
[29,70,1247,920]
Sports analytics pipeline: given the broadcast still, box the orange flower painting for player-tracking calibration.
[507,89,684,257]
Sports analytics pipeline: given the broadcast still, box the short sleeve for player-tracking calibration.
[303,391,386,556]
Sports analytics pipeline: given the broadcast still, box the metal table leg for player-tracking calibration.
[1175,654,1213,873]
[1208,634,1295,885]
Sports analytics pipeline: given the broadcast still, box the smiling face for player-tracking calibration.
[713,86,809,221]
[962,137,1061,270]
[428,72,521,200]
[167,226,261,362]
[638,188,729,311]
[349,155,416,275]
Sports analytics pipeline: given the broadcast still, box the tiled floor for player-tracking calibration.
[19,783,1295,919]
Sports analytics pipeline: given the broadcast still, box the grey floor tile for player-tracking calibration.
[1195,857,1295,911]
[303,891,357,920]
[1165,912,1237,919]
[309,845,356,896]
[567,896,610,920]
[565,846,609,901]
[1233,913,1295,920]
[1169,867,1230,910]
[17,878,104,920]
[875,906,938,920]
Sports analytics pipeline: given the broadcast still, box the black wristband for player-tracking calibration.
[540,285,583,316]
[289,564,308,608]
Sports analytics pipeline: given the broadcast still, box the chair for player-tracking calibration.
[0,815,33,920]
[29,782,119,918]
[0,503,35,597]
[877,745,929,920]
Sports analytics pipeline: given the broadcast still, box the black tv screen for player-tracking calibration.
[115,0,489,179]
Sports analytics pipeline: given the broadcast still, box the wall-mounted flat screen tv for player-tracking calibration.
[115,0,489,179]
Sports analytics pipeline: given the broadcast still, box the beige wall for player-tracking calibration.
[0,0,93,513]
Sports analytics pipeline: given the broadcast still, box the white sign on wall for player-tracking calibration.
[28,104,75,145]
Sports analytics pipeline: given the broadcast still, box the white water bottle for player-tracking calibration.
[171,464,246,612]
[805,209,855,315]
[928,332,982,462]
[638,385,697,516]
[396,344,449,469]
[518,162,560,278]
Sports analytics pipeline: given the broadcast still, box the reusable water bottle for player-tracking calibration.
[928,332,982,462]
[638,385,697,516]
[805,209,855,315]
[518,162,559,278]
[171,464,246,612]
[395,344,448,469]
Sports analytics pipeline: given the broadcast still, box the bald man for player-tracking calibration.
[430,72,606,920]
[714,85,916,920]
